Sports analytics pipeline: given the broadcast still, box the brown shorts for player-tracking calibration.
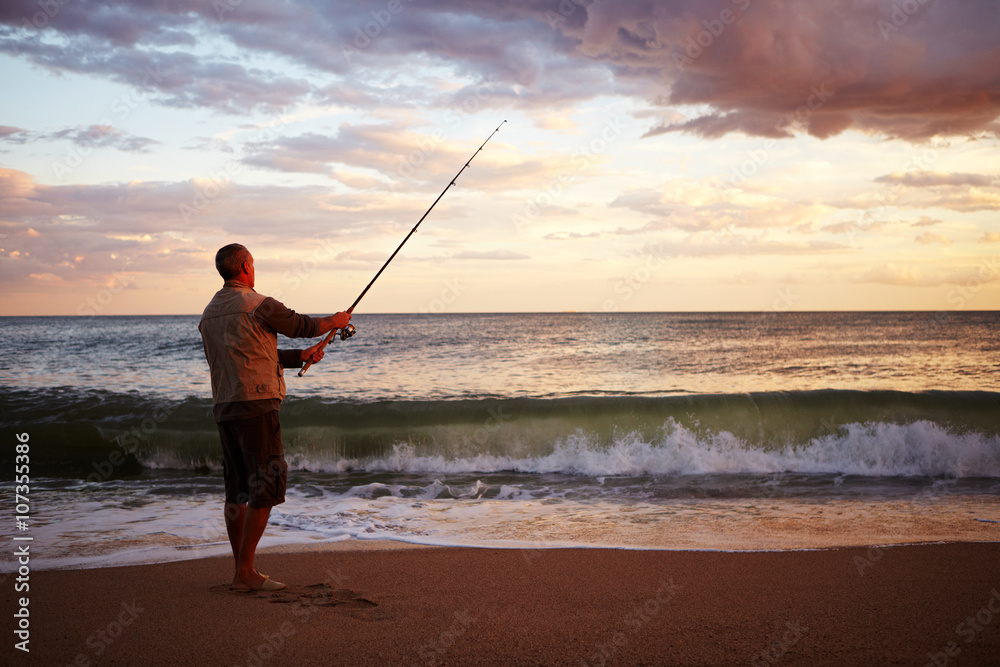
[217,410,287,508]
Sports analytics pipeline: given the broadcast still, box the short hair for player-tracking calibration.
[215,243,250,280]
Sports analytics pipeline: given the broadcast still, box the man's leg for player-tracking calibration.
[224,410,287,590]
[231,504,272,590]
[219,423,249,565]
[224,501,245,562]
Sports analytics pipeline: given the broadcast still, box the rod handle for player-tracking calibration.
[298,328,337,377]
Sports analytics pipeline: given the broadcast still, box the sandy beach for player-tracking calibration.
[6,541,999,666]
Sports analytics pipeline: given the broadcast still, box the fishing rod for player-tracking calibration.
[299,120,506,377]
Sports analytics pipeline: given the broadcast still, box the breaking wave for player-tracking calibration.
[3,388,998,479]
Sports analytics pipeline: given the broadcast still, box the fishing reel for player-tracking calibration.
[339,323,357,340]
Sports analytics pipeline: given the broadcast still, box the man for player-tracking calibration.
[199,243,351,591]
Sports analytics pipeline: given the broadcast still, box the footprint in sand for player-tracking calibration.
[211,582,378,609]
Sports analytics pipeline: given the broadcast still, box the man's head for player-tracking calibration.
[215,243,254,287]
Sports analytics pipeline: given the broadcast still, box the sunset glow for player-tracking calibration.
[1,0,998,315]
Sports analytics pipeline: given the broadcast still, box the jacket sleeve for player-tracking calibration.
[254,296,323,339]
[277,349,303,369]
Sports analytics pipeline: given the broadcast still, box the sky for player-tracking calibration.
[0,0,998,315]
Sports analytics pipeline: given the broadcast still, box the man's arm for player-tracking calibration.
[312,312,352,334]
[276,341,328,368]
[257,297,351,368]
[256,297,351,339]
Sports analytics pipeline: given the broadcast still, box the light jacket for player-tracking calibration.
[199,281,285,405]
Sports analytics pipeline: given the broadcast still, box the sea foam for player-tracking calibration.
[288,419,1000,478]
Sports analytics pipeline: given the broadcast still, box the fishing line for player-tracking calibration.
[300,120,506,376]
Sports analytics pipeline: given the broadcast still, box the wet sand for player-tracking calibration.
[8,542,1000,665]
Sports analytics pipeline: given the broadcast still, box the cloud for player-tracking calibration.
[0,125,28,143]
[610,180,835,232]
[833,181,1000,213]
[874,171,999,188]
[643,233,849,258]
[980,232,1000,243]
[1,0,592,113]
[240,124,447,179]
[334,250,388,263]
[2,32,312,114]
[0,217,206,288]
[915,232,951,246]
[0,124,158,152]
[2,1,997,140]
[580,1,1000,141]
[856,263,927,286]
[856,261,1000,287]
[0,167,450,286]
[242,122,571,194]
[243,132,342,175]
[544,231,601,241]
[452,249,529,260]
[54,125,159,152]
[821,219,894,235]
[893,189,1000,212]
[721,270,762,285]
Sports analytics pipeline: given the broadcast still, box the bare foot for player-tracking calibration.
[231,570,286,591]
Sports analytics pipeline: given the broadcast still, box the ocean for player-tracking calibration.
[1,312,998,570]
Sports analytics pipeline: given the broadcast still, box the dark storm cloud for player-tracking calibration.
[2,1,998,139]
[579,0,1000,141]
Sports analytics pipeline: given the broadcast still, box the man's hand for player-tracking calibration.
[301,340,326,365]
[331,310,352,330]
